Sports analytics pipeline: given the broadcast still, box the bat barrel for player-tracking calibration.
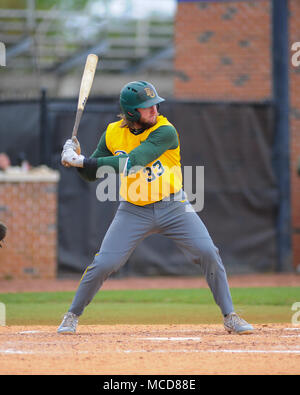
[72,54,98,138]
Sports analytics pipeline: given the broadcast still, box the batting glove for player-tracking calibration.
[62,137,81,155]
[61,148,85,168]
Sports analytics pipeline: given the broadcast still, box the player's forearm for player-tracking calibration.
[84,155,129,173]
[77,154,128,182]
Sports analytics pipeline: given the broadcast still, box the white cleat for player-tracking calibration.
[57,312,78,334]
[224,312,254,335]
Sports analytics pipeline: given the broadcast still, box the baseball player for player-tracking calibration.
[58,81,253,335]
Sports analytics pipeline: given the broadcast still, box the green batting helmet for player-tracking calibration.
[120,81,165,122]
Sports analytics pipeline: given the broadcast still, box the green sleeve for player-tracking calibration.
[128,125,178,168]
[90,131,112,158]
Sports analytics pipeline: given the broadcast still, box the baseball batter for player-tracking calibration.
[58,81,253,335]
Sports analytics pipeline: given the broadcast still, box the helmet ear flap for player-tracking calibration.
[126,109,140,122]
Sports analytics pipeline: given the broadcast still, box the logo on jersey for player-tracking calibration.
[114,150,127,156]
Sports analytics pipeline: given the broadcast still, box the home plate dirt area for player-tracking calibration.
[0,323,300,375]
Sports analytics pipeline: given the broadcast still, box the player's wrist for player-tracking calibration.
[76,154,85,167]
[83,158,98,169]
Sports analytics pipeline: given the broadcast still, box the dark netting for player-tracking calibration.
[0,98,277,275]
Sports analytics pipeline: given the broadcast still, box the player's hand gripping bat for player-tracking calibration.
[72,53,98,139]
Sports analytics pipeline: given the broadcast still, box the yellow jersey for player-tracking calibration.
[105,115,182,205]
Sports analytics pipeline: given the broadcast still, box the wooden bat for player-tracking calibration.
[72,53,98,138]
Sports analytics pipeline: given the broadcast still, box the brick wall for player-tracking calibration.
[174,0,272,101]
[174,0,300,270]
[0,174,59,279]
[289,0,300,270]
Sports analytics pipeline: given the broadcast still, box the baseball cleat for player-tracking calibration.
[224,312,254,334]
[57,312,78,334]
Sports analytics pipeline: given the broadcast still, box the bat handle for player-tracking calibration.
[72,109,83,138]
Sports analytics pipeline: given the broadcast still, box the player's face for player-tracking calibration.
[137,105,158,128]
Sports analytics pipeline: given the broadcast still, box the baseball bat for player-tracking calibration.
[72,53,98,138]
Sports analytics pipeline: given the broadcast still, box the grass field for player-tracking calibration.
[0,286,299,326]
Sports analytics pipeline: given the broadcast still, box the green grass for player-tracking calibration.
[0,287,299,325]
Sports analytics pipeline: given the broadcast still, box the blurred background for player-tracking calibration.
[0,0,299,280]
[0,0,176,98]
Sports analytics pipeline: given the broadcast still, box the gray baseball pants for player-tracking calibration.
[69,191,234,317]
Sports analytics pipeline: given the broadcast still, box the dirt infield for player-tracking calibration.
[0,324,300,375]
[0,273,300,375]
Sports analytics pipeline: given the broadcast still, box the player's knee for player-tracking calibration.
[93,252,124,277]
[193,241,220,267]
